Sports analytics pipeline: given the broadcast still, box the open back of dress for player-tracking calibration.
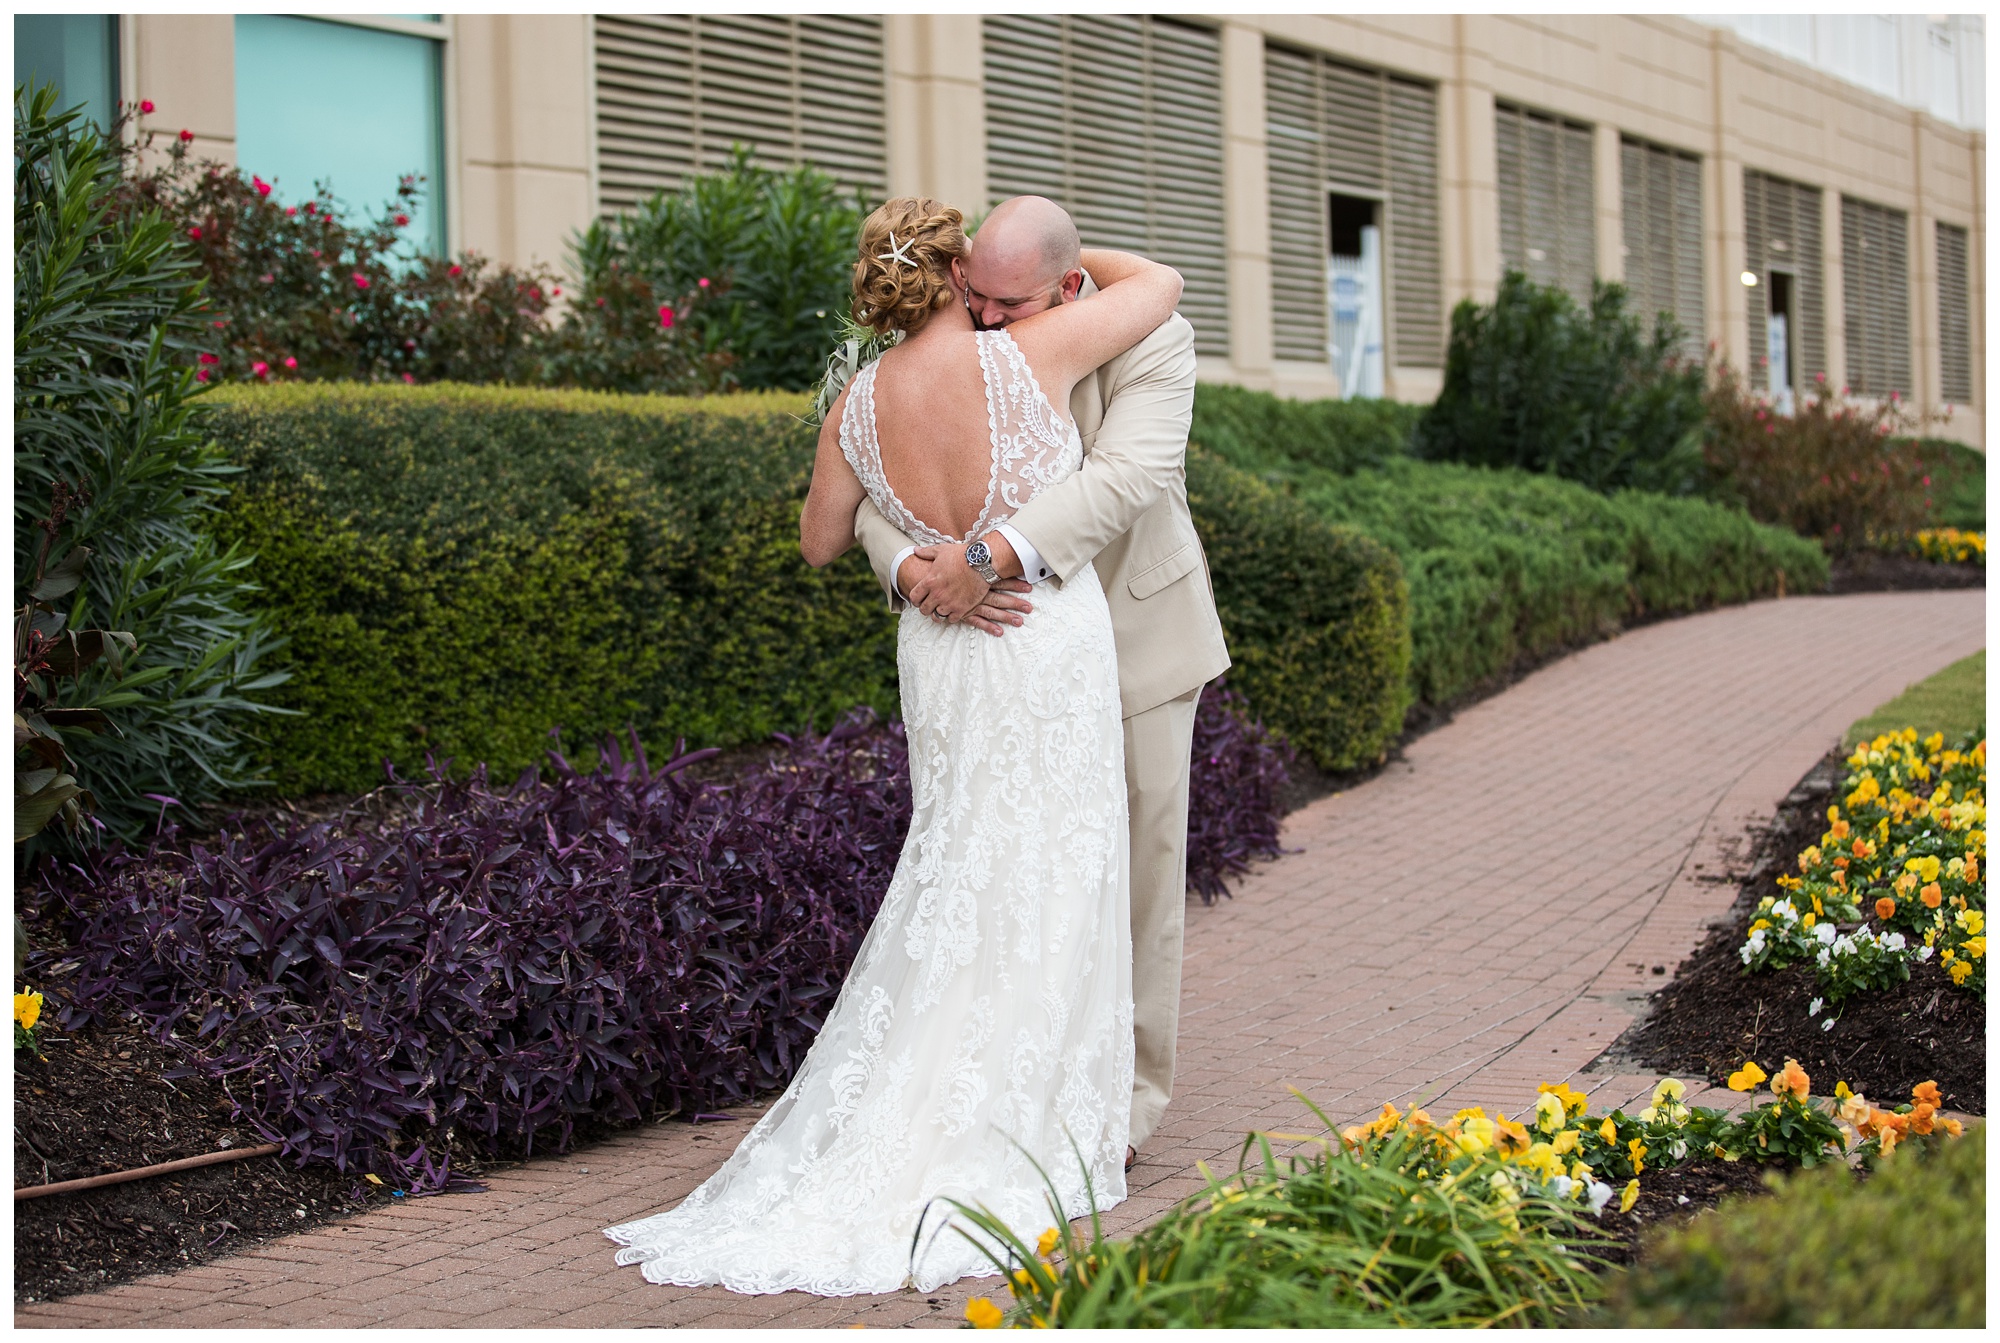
[606,328,1133,1296]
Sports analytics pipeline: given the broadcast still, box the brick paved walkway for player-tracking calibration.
[18,589,1983,1329]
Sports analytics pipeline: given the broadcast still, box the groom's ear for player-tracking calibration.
[1059,268,1085,303]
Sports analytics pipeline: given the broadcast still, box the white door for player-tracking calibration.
[1767,310,1795,415]
[1328,224,1385,399]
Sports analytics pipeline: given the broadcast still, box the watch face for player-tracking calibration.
[965,541,991,566]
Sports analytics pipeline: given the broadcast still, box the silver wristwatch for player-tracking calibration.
[964,538,1001,584]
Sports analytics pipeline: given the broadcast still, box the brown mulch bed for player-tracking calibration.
[1586,1157,1783,1267]
[1829,550,1985,593]
[12,1020,412,1304]
[1621,747,1986,1114]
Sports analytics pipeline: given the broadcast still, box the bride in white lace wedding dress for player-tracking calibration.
[603,198,1186,1297]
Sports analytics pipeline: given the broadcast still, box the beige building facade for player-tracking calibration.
[117,13,1986,444]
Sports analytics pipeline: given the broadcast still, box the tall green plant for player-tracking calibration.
[14,82,287,844]
[1414,271,1708,496]
[574,145,865,390]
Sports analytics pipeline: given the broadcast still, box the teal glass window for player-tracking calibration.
[233,16,445,254]
[15,14,119,131]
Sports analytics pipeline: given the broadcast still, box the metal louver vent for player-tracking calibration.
[593,14,886,215]
[1936,221,1973,405]
[1839,195,1912,399]
[984,15,1230,358]
[1264,44,1443,367]
[1494,101,1595,306]
[1619,136,1705,356]
[1742,169,1826,394]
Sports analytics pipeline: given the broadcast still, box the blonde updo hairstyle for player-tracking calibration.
[851,197,967,337]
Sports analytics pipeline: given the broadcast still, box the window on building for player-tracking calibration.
[1494,102,1595,306]
[15,14,118,131]
[985,15,1230,359]
[1619,136,1704,356]
[593,15,886,214]
[1839,194,1912,399]
[234,16,446,254]
[1936,220,1973,406]
[1265,45,1442,372]
[1742,169,1827,398]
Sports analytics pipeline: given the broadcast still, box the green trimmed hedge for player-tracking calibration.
[207,383,1410,792]
[1296,459,1830,707]
[1191,383,1422,478]
[1193,392,1828,710]
[1187,449,1410,771]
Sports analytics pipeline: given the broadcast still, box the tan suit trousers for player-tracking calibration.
[1125,683,1201,1149]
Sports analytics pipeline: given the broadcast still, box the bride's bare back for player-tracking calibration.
[867,329,1001,541]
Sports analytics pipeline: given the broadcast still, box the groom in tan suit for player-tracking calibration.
[852,196,1230,1164]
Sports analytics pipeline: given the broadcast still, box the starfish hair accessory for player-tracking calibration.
[875,231,918,269]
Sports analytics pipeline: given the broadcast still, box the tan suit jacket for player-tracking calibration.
[853,295,1231,719]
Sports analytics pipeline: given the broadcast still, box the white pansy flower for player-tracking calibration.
[1585,1180,1615,1216]
[1809,997,1823,1016]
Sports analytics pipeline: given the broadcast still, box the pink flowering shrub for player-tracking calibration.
[1701,364,1945,555]
[115,114,727,394]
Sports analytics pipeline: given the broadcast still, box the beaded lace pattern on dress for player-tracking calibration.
[605,328,1133,1297]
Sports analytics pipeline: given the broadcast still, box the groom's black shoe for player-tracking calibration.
[1125,1146,1136,1172]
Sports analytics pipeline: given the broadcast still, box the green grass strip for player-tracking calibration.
[1846,649,1987,748]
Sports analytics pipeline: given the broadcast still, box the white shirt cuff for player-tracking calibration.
[994,523,1052,583]
[890,544,919,600]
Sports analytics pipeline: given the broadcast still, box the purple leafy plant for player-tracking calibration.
[1185,682,1296,904]
[29,712,911,1175]
[27,692,1288,1178]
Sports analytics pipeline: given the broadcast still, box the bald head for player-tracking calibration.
[957,196,1085,329]
[976,196,1081,281]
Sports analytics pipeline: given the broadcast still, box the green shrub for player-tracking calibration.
[1191,382,1421,478]
[1905,435,1986,532]
[1597,1125,1984,1327]
[1413,271,1708,496]
[15,83,287,844]
[1294,458,1828,708]
[573,146,863,391]
[206,384,1409,792]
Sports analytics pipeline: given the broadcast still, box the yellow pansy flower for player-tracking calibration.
[14,991,42,1031]
[966,1297,1005,1329]
[1727,1062,1767,1091]
[1036,1228,1060,1259]
[1619,1179,1640,1213]
[1533,1091,1566,1133]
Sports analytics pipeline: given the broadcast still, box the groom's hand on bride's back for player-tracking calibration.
[902,548,1033,638]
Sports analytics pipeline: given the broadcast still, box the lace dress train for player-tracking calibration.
[605,330,1133,1296]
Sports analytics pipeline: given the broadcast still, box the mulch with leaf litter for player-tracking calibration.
[1621,747,1985,1114]
[13,1019,410,1304]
